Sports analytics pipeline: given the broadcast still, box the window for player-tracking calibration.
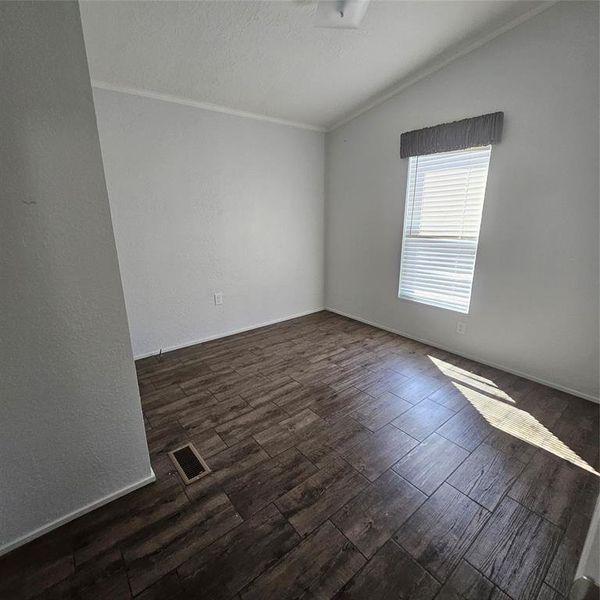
[398,145,491,313]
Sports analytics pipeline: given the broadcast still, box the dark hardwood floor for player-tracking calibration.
[1,311,598,600]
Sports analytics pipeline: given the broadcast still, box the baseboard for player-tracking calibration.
[325,307,599,404]
[0,470,156,557]
[134,307,326,360]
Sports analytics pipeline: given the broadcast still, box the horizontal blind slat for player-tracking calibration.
[399,146,491,313]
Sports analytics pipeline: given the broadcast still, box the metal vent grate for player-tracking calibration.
[168,443,211,485]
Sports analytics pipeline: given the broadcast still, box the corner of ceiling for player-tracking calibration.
[324,0,560,133]
[91,80,327,134]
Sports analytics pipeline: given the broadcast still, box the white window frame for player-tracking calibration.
[398,145,492,314]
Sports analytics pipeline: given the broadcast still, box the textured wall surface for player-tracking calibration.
[325,1,599,400]
[0,1,152,553]
[93,89,325,358]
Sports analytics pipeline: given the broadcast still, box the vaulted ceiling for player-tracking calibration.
[80,0,551,130]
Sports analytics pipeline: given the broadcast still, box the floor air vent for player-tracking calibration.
[168,443,211,485]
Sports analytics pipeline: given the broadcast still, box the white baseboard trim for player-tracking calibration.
[0,470,156,557]
[325,307,599,404]
[134,307,326,360]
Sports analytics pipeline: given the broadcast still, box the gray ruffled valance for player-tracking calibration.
[400,112,504,159]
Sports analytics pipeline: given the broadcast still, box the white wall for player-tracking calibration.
[93,89,325,358]
[325,1,599,401]
[0,1,153,554]
[577,497,600,584]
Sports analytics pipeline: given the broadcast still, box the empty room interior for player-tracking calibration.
[2,0,600,599]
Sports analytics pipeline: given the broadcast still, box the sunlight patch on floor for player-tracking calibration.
[429,356,500,388]
[427,363,600,476]
[429,356,516,404]
[496,405,598,475]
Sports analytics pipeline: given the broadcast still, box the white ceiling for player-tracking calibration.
[80,0,550,130]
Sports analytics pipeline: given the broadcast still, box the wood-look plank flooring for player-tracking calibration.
[1,311,598,600]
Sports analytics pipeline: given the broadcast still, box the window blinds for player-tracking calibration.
[398,145,492,313]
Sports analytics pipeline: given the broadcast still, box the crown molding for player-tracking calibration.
[91,2,559,135]
[91,80,326,133]
[326,1,560,132]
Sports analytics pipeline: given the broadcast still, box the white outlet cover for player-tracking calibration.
[456,321,467,335]
[214,292,223,305]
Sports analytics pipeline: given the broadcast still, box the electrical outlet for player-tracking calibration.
[456,321,467,335]
[214,292,223,306]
